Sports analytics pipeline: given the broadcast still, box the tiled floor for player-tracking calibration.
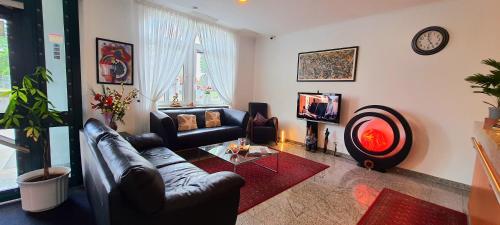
[236,142,469,225]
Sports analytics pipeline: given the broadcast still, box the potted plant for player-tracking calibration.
[465,59,500,119]
[90,84,138,130]
[0,67,67,212]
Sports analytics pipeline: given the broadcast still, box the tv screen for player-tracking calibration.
[297,92,342,124]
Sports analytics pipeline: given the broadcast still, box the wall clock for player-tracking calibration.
[411,26,449,55]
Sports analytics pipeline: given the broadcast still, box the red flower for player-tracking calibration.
[94,93,102,101]
[105,96,113,106]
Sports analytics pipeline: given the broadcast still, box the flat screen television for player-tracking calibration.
[296,92,342,124]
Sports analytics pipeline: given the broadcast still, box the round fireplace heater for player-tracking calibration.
[344,105,413,172]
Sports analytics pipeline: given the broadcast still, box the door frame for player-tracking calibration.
[0,0,82,203]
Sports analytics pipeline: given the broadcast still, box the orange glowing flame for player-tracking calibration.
[360,128,389,152]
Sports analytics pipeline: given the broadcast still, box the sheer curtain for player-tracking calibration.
[137,3,196,131]
[197,23,237,105]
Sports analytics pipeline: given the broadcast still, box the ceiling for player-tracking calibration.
[153,0,443,36]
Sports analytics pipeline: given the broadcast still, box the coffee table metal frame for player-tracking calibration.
[198,140,279,173]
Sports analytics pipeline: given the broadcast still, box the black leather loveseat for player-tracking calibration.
[150,108,249,150]
[80,118,245,225]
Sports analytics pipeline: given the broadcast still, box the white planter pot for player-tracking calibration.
[17,166,71,212]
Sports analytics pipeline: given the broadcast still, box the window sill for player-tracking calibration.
[157,105,230,110]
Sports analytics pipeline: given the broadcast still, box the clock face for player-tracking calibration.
[412,26,449,55]
[416,30,443,51]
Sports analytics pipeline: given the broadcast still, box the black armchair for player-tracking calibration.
[248,102,279,144]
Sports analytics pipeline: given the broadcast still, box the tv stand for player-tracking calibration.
[305,121,318,152]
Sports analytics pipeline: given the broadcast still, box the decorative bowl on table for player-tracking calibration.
[227,143,251,154]
[239,144,250,153]
[227,143,240,154]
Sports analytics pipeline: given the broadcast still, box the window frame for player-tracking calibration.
[158,37,227,108]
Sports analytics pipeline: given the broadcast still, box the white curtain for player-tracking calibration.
[197,23,237,105]
[137,3,196,131]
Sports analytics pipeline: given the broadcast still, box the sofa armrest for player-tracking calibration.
[266,117,279,128]
[124,133,164,152]
[150,111,177,147]
[223,108,249,131]
[163,171,245,211]
[247,116,253,140]
[268,117,279,142]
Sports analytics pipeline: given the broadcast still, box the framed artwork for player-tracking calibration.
[96,38,134,85]
[297,46,358,82]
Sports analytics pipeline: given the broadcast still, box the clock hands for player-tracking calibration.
[412,26,448,55]
[427,34,435,49]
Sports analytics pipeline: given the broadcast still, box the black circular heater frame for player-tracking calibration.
[344,105,413,172]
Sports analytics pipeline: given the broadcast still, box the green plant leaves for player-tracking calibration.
[0,67,63,143]
[465,59,500,107]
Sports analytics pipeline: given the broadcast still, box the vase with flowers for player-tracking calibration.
[91,84,138,130]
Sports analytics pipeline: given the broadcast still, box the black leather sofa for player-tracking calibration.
[80,118,245,225]
[150,108,249,150]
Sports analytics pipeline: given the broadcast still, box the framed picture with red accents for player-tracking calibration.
[96,38,134,85]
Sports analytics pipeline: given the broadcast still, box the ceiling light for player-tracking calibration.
[238,0,248,4]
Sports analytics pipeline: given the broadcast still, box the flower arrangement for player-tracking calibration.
[91,84,138,130]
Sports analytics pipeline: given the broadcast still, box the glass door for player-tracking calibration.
[0,5,19,196]
[0,0,82,202]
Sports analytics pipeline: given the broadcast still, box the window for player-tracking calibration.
[194,52,224,105]
[161,36,225,107]
[0,129,16,192]
[0,19,10,113]
[0,17,15,192]
[162,67,184,103]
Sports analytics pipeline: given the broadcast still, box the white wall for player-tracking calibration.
[253,0,500,185]
[79,0,255,133]
[234,33,256,111]
[79,0,140,133]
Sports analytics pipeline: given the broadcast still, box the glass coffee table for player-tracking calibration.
[198,139,279,173]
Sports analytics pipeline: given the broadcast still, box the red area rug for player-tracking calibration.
[358,188,468,225]
[193,151,329,214]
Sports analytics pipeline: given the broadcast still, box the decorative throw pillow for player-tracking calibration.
[205,111,221,128]
[177,114,198,131]
[253,113,268,126]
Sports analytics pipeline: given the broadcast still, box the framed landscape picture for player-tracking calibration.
[297,46,358,82]
[96,38,134,85]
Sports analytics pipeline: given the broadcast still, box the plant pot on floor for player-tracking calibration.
[489,107,500,120]
[17,167,71,212]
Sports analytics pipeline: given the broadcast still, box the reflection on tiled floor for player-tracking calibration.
[236,142,469,225]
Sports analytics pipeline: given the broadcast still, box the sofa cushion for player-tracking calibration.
[177,126,243,147]
[162,108,225,129]
[140,147,187,168]
[159,162,208,192]
[205,111,221,128]
[159,163,245,212]
[124,133,164,152]
[97,135,165,214]
[177,114,198,131]
[252,126,276,143]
